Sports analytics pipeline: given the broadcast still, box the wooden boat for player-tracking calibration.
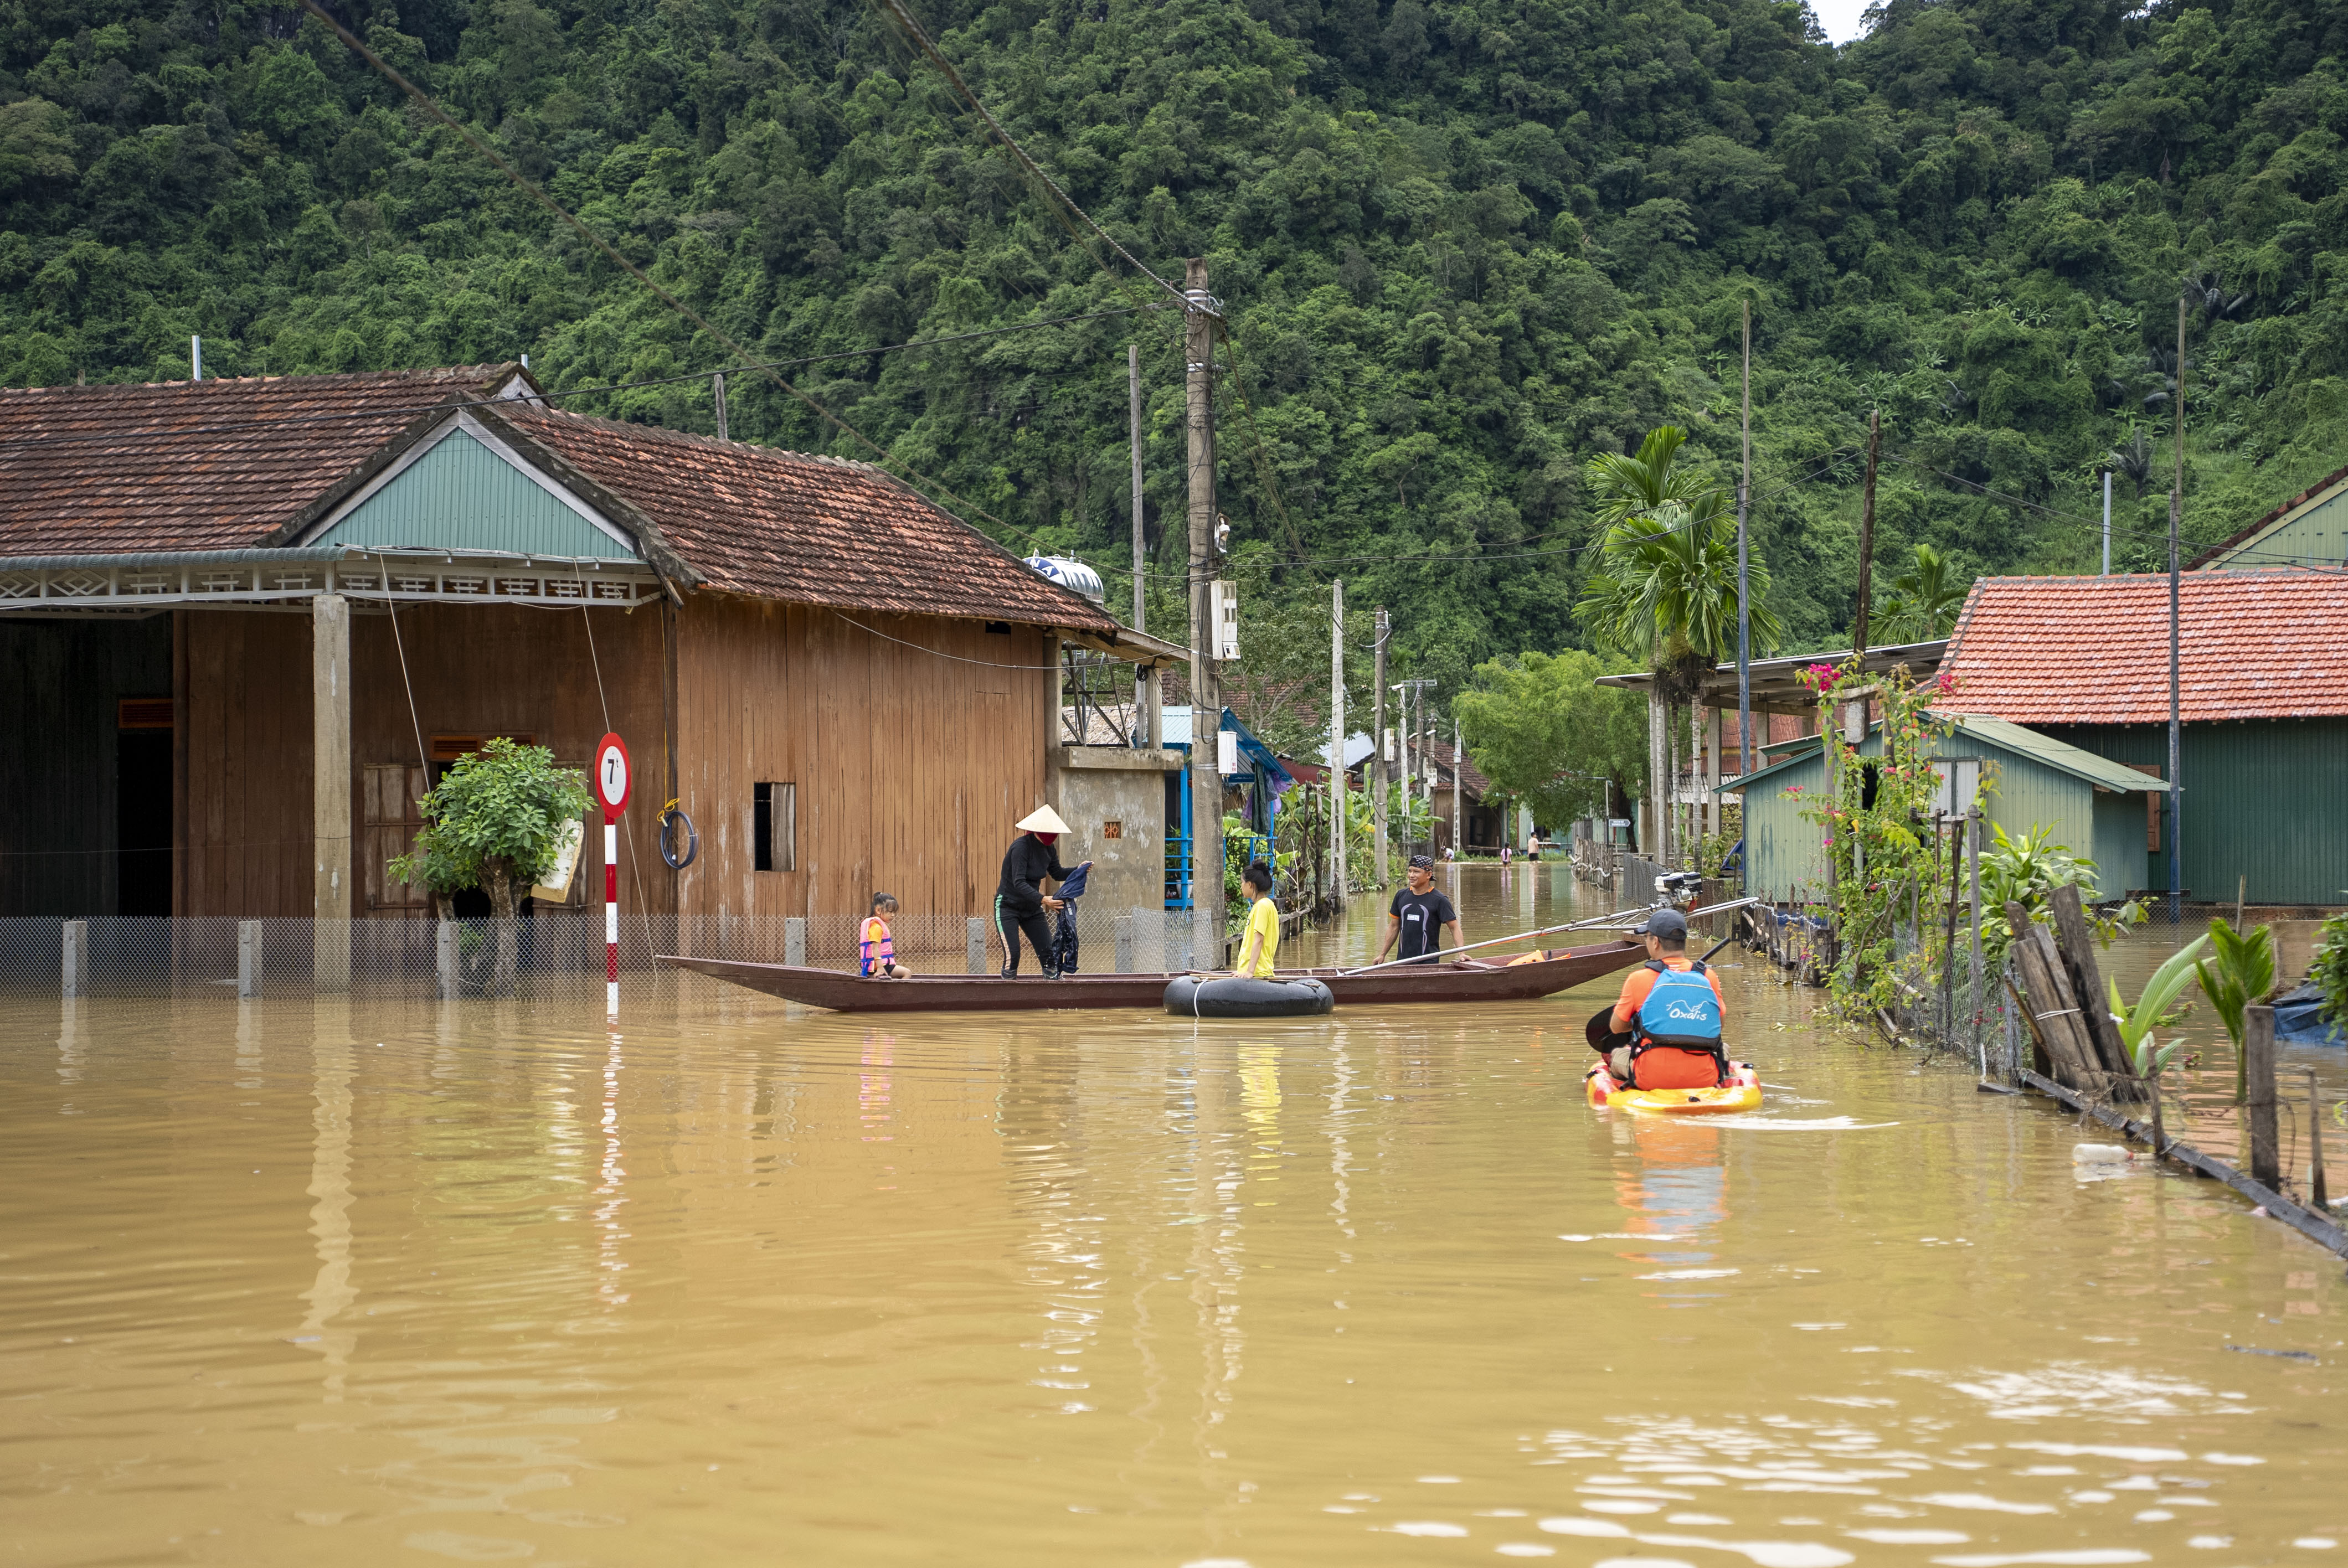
[658,938,1644,1014]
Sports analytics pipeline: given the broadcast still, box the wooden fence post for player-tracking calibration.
[2049,884,2141,1098]
[2006,902,2100,1091]
[2305,1068,2330,1211]
[2244,1004,2279,1188]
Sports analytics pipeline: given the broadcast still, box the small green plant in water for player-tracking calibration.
[2108,935,2208,1090]
[2195,917,2277,1104]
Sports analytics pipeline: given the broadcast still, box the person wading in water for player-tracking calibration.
[996,807,1091,979]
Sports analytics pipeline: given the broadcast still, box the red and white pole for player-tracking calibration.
[604,812,619,1015]
[593,733,633,1018]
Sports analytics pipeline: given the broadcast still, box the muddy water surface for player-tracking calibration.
[3,866,2342,1566]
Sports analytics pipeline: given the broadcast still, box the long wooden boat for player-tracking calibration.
[657,938,1644,1014]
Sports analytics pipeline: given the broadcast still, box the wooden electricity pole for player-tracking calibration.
[1185,258,1222,964]
[1130,343,1158,747]
[1372,607,1389,887]
[1330,577,1345,906]
[1854,408,1880,658]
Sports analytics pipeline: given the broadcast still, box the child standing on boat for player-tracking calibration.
[1230,862,1281,979]
[860,894,910,979]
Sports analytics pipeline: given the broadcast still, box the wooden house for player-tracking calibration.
[2189,463,2348,571]
[0,367,1178,964]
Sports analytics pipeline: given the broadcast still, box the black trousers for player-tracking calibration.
[997,902,1056,973]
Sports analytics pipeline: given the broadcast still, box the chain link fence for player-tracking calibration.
[0,906,1203,999]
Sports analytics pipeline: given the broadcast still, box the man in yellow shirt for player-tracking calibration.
[1230,860,1281,979]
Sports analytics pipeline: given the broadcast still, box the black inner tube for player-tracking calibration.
[658,807,699,870]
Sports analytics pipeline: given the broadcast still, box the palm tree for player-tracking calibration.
[1578,429,1784,863]
[1873,543,1968,643]
[2107,426,2154,501]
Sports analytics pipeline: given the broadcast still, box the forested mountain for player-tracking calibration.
[5,0,2346,710]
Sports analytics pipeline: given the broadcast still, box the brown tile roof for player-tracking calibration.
[487,401,1114,631]
[0,368,1116,632]
[2186,461,2348,570]
[1933,571,2348,724]
[0,368,514,556]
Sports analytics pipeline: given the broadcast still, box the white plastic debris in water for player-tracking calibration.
[2073,1144,2136,1165]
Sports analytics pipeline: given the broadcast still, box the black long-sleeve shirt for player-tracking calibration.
[996,833,1068,916]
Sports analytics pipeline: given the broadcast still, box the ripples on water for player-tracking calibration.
[0,868,2339,1564]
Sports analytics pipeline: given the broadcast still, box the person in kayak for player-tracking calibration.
[1228,861,1280,979]
[1374,854,1463,966]
[1597,909,1728,1089]
[996,806,1090,979]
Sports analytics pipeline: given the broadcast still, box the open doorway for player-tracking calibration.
[115,698,174,915]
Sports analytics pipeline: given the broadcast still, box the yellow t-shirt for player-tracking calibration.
[1244,896,1280,979]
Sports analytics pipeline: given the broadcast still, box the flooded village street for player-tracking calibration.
[4,866,2342,1566]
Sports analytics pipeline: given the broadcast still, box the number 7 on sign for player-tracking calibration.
[594,733,632,1013]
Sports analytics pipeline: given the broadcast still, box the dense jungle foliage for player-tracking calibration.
[6,0,2348,718]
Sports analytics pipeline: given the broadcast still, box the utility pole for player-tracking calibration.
[1329,577,1345,907]
[1854,408,1880,657]
[1185,259,1222,966]
[2167,290,2185,927]
[1737,298,1753,780]
[1130,343,1159,747]
[1451,711,1463,862]
[713,372,728,442]
[1372,608,1389,888]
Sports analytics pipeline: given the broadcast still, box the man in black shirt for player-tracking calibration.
[1375,854,1464,965]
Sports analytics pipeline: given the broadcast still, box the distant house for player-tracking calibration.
[1930,572,2348,906]
[1724,713,2164,904]
[0,367,1177,953]
[2189,463,2348,571]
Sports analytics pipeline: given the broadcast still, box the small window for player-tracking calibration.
[754,782,796,871]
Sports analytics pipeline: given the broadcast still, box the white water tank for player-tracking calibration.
[1024,556,1105,604]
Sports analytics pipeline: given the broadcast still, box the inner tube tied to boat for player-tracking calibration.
[658,803,699,870]
[1164,974,1335,1018]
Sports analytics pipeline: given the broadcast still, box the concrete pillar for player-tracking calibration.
[784,916,806,968]
[967,916,986,974]
[238,919,261,997]
[62,919,87,998]
[436,920,459,1000]
[312,594,352,992]
[1115,914,1135,974]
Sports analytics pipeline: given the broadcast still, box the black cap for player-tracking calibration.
[1632,909,1688,940]
[1408,854,1434,870]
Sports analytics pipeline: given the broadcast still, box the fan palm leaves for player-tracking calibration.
[1873,543,1966,643]
[1577,491,1785,673]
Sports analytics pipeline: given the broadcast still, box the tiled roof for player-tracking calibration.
[490,401,1114,631]
[0,368,512,556]
[1934,572,2348,723]
[1424,739,1490,798]
[2186,462,2348,569]
[0,369,1116,632]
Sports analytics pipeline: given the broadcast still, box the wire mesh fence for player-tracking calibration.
[0,906,1206,1000]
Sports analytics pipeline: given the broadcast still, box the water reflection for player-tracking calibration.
[299,996,358,1398]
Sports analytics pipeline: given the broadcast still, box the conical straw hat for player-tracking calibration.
[1015,805,1072,834]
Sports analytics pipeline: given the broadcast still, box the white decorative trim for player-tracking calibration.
[296,409,637,553]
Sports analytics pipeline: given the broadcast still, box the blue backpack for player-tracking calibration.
[1634,960,1724,1050]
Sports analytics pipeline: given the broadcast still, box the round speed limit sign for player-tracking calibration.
[594,733,632,818]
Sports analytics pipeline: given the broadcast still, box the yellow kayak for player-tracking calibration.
[1585,1061,1763,1115]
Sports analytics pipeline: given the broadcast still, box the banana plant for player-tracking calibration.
[2108,934,2210,1082]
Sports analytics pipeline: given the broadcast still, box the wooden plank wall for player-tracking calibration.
[674,598,1054,921]
[182,604,669,917]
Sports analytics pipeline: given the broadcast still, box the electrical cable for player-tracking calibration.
[295,0,1082,568]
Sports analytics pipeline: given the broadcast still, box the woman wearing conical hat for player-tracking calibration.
[996,806,1089,979]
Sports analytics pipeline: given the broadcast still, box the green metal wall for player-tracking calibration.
[2207,483,2348,570]
[2037,720,2348,905]
[312,427,637,559]
[1739,729,2120,903]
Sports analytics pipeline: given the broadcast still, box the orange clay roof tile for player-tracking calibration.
[1933,572,2348,724]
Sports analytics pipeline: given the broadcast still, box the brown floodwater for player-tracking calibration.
[4,867,2344,1566]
